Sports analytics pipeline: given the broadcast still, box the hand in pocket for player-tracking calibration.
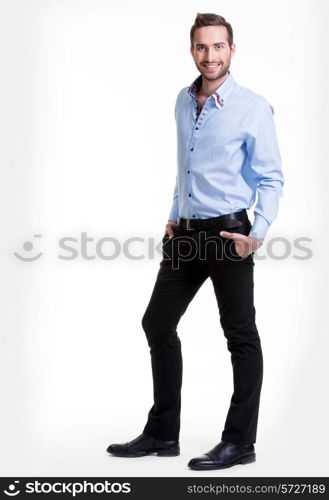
[219,231,262,258]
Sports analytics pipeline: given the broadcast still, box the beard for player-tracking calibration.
[198,59,231,82]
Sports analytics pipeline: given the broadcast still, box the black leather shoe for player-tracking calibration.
[106,433,180,458]
[188,440,256,470]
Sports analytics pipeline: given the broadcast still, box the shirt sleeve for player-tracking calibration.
[168,90,184,222]
[245,100,284,242]
[168,175,179,221]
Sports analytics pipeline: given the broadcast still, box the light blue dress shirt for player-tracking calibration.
[168,72,284,241]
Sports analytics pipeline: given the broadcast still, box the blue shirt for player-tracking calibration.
[168,72,284,241]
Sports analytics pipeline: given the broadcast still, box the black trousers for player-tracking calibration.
[141,216,263,445]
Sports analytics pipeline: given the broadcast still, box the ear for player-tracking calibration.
[230,43,236,58]
[190,44,194,57]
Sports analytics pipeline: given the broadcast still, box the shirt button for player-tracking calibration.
[188,193,191,197]
[192,214,195,218]
[190,148,194,151]
[187,170,190,174]
[195,127,199,130]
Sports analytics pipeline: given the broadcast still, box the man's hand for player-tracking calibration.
[165,220,178,239]
[220,231,262,258]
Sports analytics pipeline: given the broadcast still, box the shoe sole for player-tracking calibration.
[107,447,180,458]
[188,453,256,470]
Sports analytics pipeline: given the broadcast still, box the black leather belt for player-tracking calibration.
[177,209,247,231]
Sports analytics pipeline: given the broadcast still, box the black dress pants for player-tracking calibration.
[141,217,263,445]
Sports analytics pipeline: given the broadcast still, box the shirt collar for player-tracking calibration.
[187,71,235,109]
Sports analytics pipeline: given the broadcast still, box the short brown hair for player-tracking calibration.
[190,12,234,47]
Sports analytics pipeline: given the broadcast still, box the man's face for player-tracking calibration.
[190,25,235,82]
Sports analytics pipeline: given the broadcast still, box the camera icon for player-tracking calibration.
[3,480,20,496]
[14,234,43,262]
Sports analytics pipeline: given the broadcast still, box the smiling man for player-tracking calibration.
[107,13,284,470]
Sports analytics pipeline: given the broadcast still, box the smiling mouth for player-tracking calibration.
[203,63,222,71]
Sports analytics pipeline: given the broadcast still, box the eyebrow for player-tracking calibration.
[195,42,226,47]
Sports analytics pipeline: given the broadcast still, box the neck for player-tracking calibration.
[199,71,230,97]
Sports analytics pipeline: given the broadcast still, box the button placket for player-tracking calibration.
[187,100,211,220]
[195,106,208,128]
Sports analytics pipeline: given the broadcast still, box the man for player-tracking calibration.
[107,12,284,470]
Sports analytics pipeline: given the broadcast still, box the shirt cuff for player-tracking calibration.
[248,213,270,242]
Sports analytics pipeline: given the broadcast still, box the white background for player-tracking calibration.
[1,0,328,477]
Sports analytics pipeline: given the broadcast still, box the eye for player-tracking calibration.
[197,46,205,51]
[216,44,224,49]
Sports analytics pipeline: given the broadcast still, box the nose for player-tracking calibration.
[206,46,217,61]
